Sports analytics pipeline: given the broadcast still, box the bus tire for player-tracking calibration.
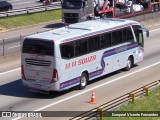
[125,57,133,71]
[79,73,88,89]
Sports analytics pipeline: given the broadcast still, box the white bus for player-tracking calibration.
[21,18,149,92]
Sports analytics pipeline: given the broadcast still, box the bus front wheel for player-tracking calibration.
[125,57,133,71]
[79,73,88,89]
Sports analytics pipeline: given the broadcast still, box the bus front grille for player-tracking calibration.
[25,58,51,66]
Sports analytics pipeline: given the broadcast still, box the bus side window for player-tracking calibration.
[75,40,81,56]
[112,30,122,45]
[123,28,127,42]
[127,27,134,41]
[100,33,111,49]
[81,39,88,55]
[88,35,100,52]
[75,38,88,57]
[100,33,107,49]
[61,42,75,59]
[106,33,111,47]
[123,27,134,42]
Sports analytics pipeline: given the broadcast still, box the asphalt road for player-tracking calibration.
[0,0,61,18]
[7,0,44,9]
[1,0,60,10]
[0,27,160,120]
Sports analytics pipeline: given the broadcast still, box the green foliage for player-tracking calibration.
[0,9,62,29]
[104,87,160,120]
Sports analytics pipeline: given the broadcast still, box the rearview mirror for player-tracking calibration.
[138,28,149,37]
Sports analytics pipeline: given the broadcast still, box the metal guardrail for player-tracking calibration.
[0,29,52,56]
[69,80,160,120]
[0,2,61,18]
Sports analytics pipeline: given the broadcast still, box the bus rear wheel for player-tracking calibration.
[79,73,88,89]
[125,57,133,71]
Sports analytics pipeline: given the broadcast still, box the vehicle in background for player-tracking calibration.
[61,0,94,23]
[124,0,144,13]
[61,0,115,24]
[21,18,149,92]
[0,1,13,12]
[60,0,160,24]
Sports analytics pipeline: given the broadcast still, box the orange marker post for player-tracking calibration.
[90,90,96,104]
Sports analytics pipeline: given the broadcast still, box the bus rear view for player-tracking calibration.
[22,38,59,91]
[22,18,149,93]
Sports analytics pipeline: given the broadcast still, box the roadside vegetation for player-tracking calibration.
[104,87,160,120]
[0,9,62,29]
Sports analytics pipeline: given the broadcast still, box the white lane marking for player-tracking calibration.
[12,61,160,120]
[150,27,160,32]
[8,45,20,49]
[0,68,20,75]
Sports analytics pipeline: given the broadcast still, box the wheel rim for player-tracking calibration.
[81,76,86,87]
[127,59,131,69]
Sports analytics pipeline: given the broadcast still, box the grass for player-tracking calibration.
[104,87,160,120]
[0,9,62,29]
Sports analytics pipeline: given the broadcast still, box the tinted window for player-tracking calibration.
[100,33,111,49]
[61,42,74,58]
[81,39,88,54]
[123,27,134,42]
[75,39,88,57]
[62,1,82,9]
[132,25,141,41]
[60,27,135,59]
[112,30,123,45]
[88,35,100,52]
[23,38,54,56]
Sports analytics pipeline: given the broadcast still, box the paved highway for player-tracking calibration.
[0,0,61,18]
[1,0,59,10]
[1,0,42,9]
[0,27,160,120]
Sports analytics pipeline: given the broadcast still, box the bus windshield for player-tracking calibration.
[62,0,83,9]
[22,38,54,56]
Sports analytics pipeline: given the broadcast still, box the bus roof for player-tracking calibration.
[26,18,140,43]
